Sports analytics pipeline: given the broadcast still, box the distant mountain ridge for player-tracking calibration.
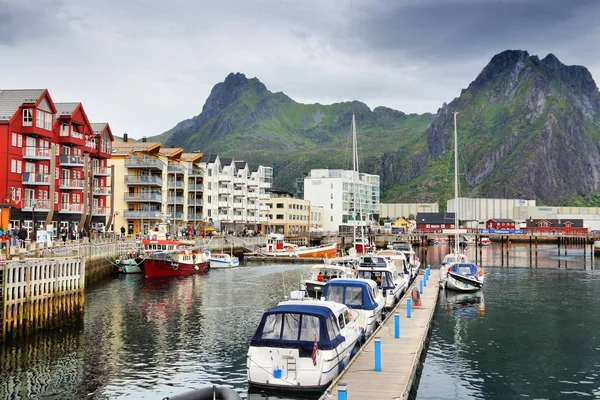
[150,50,600,206]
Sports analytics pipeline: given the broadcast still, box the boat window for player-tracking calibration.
[162,245,166,250]
[326,316,339,339]
[282,313,301,340]
[327,286,344,304]
[338,313,345,329]
[261,313,283,339]
[299,315,320,341]
[345,287,363,307]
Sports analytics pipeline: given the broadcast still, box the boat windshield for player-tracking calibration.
[260,313,321,341]
[450,263,478,276]
[327,286,364,307]
[357,270,393,288]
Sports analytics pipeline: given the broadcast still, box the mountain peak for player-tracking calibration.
[222,72,267,93]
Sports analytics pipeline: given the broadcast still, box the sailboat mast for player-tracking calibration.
[352,114,357,250]
[453,111,459,255]
[352,113,365,254]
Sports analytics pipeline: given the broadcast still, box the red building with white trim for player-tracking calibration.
[0,89,113,238]
[486,218,516,230]
[524,218,588,235]
[415,212,456,233]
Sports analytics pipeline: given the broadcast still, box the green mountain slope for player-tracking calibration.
[151,50,600,205]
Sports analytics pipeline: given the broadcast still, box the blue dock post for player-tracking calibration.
[394,313,400,338]
[374,337,381,371]
[424,273,427,286]
[407,298,412,318]
[419,279,423,294]
[338,383,347,400]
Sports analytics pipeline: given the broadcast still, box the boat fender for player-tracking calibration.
[162,385,241,400]
[411,288,422,306]
[479,268,485,277]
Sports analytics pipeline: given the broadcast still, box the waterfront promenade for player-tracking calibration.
[321,269,440,400]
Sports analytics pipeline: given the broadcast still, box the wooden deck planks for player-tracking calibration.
[320,269,440,400]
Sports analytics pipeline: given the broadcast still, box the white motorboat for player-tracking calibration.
[210,253,240,269]
[322,278,384,340]
[356,255,407,309]
[247,300,361,392]
[444,263,485,292]
[387,241,421,281]
[301,263,356,299]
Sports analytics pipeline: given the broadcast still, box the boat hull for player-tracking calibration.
[117,258,144,274]
[262,243,337,258]
[445,272,483,292]
[210,258,240,269]
[144,258,209,277]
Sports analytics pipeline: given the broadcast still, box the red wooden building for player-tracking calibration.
[0,89,113,238]
[486,218,516,230]
[524,218,588,235]
[415,212,456,233]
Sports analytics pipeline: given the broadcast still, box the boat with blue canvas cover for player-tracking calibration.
[445,263,484,292]
[246,300,361,392]
[356,255,406,309]
[322,278,384,340]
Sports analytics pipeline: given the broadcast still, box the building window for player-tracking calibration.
[36,110,45,129]
[330,203,333,209]
[44,112,52,130]
[23,109,32,126]
[10,160,16,173]
[276,214,284,220]
[11,133,17,147]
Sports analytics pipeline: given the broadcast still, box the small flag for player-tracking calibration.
[311,335,318,366]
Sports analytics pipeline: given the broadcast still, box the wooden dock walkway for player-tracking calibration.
[320,269,440,400]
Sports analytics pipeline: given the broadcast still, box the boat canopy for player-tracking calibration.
[322,280,379,311]
[359,256,388,268]
[449,263,478,276]
[250,304,345,355]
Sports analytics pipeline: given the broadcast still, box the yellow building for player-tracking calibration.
[108,136,203,236]
[261,190,310,236]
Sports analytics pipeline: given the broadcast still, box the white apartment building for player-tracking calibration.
[201,154,272,232]
[303,169,380,232]
[447,197,537,227]
[380,203,439,220]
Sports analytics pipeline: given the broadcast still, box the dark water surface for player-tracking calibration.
[1,242,599,399]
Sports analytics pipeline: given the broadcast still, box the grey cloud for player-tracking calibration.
[0,0,67,45]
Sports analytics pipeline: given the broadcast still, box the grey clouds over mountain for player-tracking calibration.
[0,0,598,138]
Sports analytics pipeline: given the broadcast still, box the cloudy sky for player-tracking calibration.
[2,0,599,139]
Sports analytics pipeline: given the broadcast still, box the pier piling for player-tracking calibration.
[407,298,412,318]
[374,337,382,371]
[337,383,347,400]
[394,313,400,339]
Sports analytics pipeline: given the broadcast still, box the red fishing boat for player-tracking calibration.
[141,223,210,278]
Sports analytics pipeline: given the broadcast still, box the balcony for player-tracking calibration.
[92,206,110,216]
[58,128,85,146]
[59,203,84,213]
[60,178,85,190]
[189,168,203,177]
[169,212,184,219]
[218,214,232,221]
[167,181,184,189]
[234,177,247,185]
[257,216,269,222]
[124,192,162,202]
[187,213,204,221]
[167,196,185,204]
[218,201,230,208]
[248,179,259,187]
[123,210,163,219]
[94,186,111,196]
[259,181,271,188]
[22,199,51,211]
[93,166,111,176]
[247,191,258,198]
[125,175,163,186]
[259,193,270,200]
[22,173,50,186]
[22,146,51,160]
[219,186,232,194]
[167,165,185,174]
[233,189,245,197]
[233,202,244,209]
[188,183,204,192]
[188,199,203,207]
[125,157,164,170]
[218,173,231,181]
[233,214,245,222]
[59,154,85,167]
[259,205,270,211]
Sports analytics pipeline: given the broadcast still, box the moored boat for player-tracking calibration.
[116,256,144,274]
[445,263,485,292]
[478,236,491,246]
[247,300,361,392]
[301,263,356,299]
[261,233,337,258]
[210,253,240,269]
[356,255,407,309]
[322,278,384,340]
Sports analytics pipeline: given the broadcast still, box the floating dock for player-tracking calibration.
[320,269,440,400]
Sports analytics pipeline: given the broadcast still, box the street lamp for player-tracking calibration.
[32,200,38,242]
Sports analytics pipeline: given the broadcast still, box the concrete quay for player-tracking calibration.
[320,269,440,400]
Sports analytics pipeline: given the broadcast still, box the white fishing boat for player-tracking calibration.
[300,263,356,299]
[322,278,384,341]
[209,253,240,268]
[478,236,491,246]
[440,112,484,291]
[387,241,421,281]
[247,300,361,392]
[356,255,407,309]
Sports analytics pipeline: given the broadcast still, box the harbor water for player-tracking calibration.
[1,242,599,399]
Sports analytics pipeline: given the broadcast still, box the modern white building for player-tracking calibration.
[380,203,439,220]
[303,169,380,232]
[201,154,272,232]
[447,197,537,227]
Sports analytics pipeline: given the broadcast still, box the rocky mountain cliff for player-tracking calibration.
[152,50,600,205]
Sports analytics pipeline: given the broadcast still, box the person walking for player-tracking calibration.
[60,227,67,243]
[18,226,27,248]
[120,226,126,238]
